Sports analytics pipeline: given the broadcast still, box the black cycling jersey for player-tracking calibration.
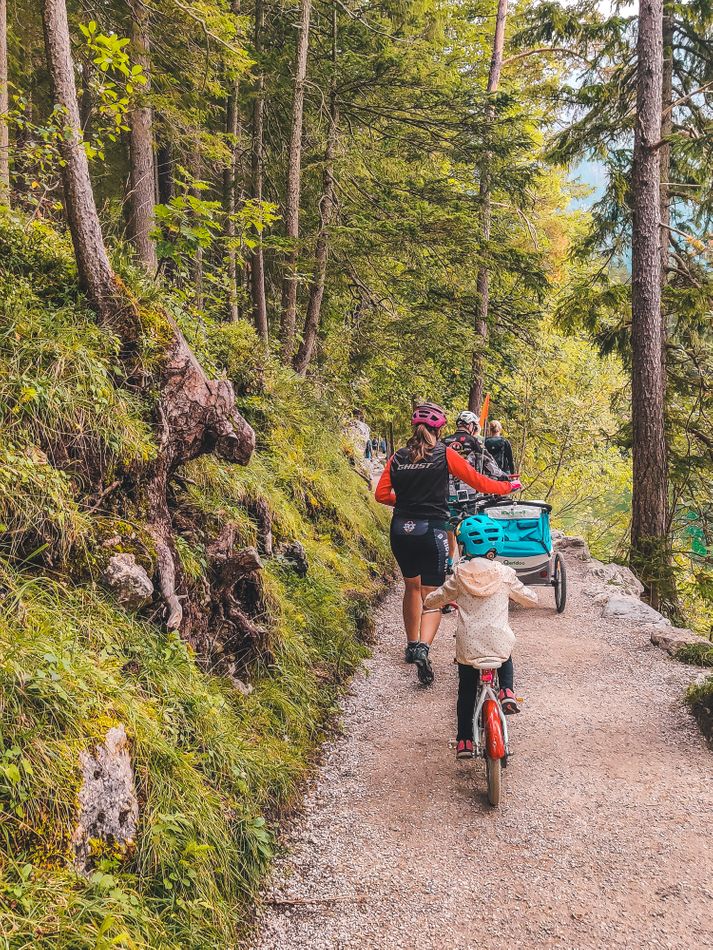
[443,430,479,461]
[389,441,450,521]
[485,435,515,474]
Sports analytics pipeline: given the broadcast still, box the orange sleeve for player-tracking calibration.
[374,456,396,506]
[446,447,512,495]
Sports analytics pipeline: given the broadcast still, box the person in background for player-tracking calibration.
[485,420,515,475]
[443,411,510,573]
[374,403,514,686]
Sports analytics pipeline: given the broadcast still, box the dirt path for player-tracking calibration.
[252,557,712,950]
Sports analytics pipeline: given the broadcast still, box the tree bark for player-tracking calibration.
[294,3,337,375]
[224,0,241,322]
[468,0,509,413]
[191,153,204,310]
[79,55,93,134]
[156,137,174,206]
[0,0,8,206]
[42,0,121,322]
[630,0,669,610]
[250,0,269,342]
[127,0,157,272]
[280,0,312,358]
[659,0,672,372]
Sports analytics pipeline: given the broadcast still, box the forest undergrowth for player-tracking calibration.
[0,214,390,948]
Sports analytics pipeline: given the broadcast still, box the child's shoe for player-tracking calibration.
[456,739,473,759]
[499,688,520,714]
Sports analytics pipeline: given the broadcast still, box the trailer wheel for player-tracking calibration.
[554,553,567,613]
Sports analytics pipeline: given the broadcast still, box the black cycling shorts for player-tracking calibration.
[390,516,449,587]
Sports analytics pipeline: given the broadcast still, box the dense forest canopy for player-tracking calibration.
[0,0,711,941]
[0,0,710,616]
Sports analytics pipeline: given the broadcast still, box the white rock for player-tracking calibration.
[601,594,668,625]
[71,724,139,874]
[554,535,591,561]
[102,553,154,610]
[588,561,644,597]
[649,626,711,656]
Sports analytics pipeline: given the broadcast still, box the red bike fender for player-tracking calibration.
[483,699,506,759]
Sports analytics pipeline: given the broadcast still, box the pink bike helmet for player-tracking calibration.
[411,402,447,430]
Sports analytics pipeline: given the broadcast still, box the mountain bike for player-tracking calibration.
[468,664,510,807]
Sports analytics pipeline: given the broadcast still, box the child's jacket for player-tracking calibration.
[423,558,538,667]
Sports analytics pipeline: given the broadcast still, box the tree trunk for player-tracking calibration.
[0,0,8,206]
[127,0,157,272]
[468,0,509,412]
[293,3,337,375]
[280,0,312,358]
[42,0,255,635]
[156,137,174,206]
[225,79,240,321]
[250,0,269,342]
[224,0,241,322]
[79,55,94,134]
[191,151,204,310]
[42,0,121,322]
[659,0,672,371]
[630,0,669,610]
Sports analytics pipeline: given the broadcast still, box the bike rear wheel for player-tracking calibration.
[554,552,567,613]
[486,755,501,806]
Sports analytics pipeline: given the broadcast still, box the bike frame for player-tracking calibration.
[472,669,510,759]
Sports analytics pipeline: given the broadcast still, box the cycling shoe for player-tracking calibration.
[413,643,434,686]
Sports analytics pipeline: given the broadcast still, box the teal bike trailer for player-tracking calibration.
[456,498,567,613]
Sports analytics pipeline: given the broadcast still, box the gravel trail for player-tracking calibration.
[251,557,712,950]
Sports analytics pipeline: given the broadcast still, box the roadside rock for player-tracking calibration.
[601,594,669,626]
[71,724,139,874]
[588,560,644,597]
[102,553,154,610]
[554,535,591,561]
[649,626,710,656]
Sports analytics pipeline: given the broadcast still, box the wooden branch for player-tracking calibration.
[663,78,713,116]
[85,479,121,514]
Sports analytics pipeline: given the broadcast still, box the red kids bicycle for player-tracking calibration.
[469,664,510,806]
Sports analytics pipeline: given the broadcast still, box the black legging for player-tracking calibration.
[457,657,514,741]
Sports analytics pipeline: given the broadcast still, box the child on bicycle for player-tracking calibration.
[422,515,537,758]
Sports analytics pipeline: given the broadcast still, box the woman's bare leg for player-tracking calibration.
[418,585,442,645]
[402,576,422,642]
[447,531,457,562]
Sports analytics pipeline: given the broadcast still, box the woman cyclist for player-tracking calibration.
[374,402,514,686]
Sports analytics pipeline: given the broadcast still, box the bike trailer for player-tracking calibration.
[480,500,553,585]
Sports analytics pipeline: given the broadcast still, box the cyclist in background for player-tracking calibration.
[485,420,515,475]
[443,411,510,573]
[375,403,514,686]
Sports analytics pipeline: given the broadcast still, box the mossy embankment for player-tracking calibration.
[0,215,392,948]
